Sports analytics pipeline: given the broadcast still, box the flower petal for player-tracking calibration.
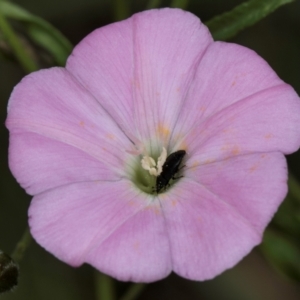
[187,152,287,232]
[172,42,300,153]
[161,152,287,280]
[86,202,172,282]
[29,181,171,282]
[8,132,117,195]
[66,8,213,151]
[185,84,300,163]
[6,68,133,194]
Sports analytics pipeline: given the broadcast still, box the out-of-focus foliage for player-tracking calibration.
[260,175,300,281]
[205,0,295,40]
[0,0,300,299]
[261,230,300,282]
[0,0,72,66]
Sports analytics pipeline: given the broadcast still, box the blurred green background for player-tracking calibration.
[1,0,300,299]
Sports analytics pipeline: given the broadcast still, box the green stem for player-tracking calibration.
[170,0,189,9]
[113,0,131,21]
[11,227,32,263]
[119,283,146,300]
[0,10,38,73]
[94,271,116,300]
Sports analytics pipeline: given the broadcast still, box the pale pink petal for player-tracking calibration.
[172,42,300,152]
[66,17,135,136]
[161,152,287,280]
[187,152,287,232]
[66,8,213,150]
[29,181,170,282]
[182,85,300,163]
[86,202,171,282]
[129,9,212,146]
[8,132,117,195]
[6,68,134,194]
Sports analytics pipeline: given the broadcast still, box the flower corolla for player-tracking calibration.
[5,8,300,282]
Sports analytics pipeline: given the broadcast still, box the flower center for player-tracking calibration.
[131,147,186,195]
[141,147,167,177]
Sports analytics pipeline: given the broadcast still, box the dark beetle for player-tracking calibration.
[156,150,186,193]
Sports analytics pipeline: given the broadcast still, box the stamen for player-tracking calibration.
[141,147,167,176]
[156,147,167,175]
[140,158,157,175]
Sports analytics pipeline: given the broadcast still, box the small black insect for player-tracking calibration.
[156,150,186,193]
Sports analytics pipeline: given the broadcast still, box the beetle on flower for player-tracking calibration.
[6,8,300,282]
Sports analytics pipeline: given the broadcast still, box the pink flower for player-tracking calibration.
[6,8,300,282]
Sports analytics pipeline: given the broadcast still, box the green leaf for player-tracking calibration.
[94,271,116,300]
[0,8,38,72]
[271,174,300,238]
[205,0,295,41]
[113,0,131,21]
[288,173,300,205]
[170,0,189,9]
[271,195,300,238]
[27,24,68,66]
[119,283,146,300]
[146,0,162,9]
[0,0,72,66]
[261,174,300,282]
[260,230,300,281]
